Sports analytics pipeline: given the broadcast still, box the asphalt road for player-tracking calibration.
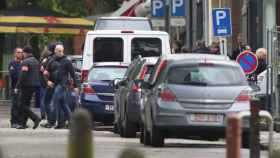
[0,106,272,158]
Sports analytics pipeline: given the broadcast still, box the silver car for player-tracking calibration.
[140,54,251,147]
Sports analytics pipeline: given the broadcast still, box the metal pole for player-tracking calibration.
[250,97,261,158]
[266,29,271,111]
[165,0,170,34]
[226,115,241,158]
[185,0,192,49]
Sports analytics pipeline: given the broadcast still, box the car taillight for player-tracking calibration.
[132,84,140,92]
[159,88,176,102]
[81,70,89,82]
[83,84,95,94]
[235,90,250,102]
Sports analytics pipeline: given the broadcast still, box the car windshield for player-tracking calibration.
[167,65,247,86]
[72,59,82,70]
[94,19,152,30]
[131,38,162,60]
[88,66,127,81]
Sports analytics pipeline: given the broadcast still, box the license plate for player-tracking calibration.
[189,114,223,124]
[105,105,114,111]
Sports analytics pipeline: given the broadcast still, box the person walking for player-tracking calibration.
[40,43,58,128]
[51,44,78,129]
[8,47,23,128]
[15,46,41,129]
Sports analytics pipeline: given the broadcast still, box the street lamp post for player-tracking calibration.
[165,0,170,33]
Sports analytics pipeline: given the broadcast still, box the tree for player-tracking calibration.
[5,0,120,17]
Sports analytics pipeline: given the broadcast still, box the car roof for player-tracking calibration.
[87,30,168,35]
[164,53,230,61]
[91,62,129,68]
[98,16,149,20]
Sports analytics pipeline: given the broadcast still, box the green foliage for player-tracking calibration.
[5,0,120,16]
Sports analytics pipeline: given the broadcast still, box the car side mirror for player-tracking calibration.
[112,78,121,89]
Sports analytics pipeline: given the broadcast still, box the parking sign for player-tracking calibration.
[212,8,232,37]
[152,0,185,17]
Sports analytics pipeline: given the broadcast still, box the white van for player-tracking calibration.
[81,30,171,81]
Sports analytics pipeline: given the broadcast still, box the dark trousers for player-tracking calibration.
[10,90,20,125]
[43,87,55,124]
[18,87,40,126]
[52,85,71,125]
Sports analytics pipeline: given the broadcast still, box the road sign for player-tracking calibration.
[236,51,258,75]
[212,8,232,37]
[152,0,185,17]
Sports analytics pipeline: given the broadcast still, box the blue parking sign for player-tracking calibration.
[152,0,185,17]
[212,8,232,37]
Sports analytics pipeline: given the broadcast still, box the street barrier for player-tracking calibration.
[68,108,93,158]
[226,115,241,158]
[237,111,273,158]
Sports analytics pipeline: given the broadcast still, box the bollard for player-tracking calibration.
[250,96,261,158]
[118,148,145,158]
[226,114,242,158]
[68,109,93,158]
[0,146,3,158]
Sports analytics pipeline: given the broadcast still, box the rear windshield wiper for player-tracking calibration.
[186,81,208,86]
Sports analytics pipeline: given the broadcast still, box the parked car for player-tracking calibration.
[94,16,152,30]
[140,54,251,147]
[80,62,128,124]
[114,56,158,137]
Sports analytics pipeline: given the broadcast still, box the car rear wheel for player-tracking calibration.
[242,132,250,148]
[143,124,151,145]
[122,111,137,138]
[150,122,164,147]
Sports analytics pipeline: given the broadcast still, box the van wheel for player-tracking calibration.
[150,123,164,147]
[122,112,137,138]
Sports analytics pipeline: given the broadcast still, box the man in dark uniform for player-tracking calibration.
[8,47,23,128]
[15,46,41,129]
[51,44,78,129]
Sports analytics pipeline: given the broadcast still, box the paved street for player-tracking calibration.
[0,105,274,158]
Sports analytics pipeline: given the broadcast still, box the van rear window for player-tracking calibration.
[131,38,161,60]
[93,38,123,62]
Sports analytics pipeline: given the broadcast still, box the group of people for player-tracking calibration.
[9,43,78,129]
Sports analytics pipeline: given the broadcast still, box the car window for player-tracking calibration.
[131,38,162,60]
[167,65,247,86]
[93,37,123,62]
[94,19,152,30]
[88,67,127,81]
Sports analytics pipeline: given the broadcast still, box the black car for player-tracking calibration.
[114,57,158,137]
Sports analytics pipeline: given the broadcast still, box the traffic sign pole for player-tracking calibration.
[165,0,170,33]
[220,38,227,56]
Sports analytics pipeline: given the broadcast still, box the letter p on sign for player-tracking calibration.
[216,11,226,26]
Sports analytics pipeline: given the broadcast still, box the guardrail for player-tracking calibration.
[0,71,11,100]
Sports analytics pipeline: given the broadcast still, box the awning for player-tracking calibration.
[0,16,93,34]
[0,6,94,34]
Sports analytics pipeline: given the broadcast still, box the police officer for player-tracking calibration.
[50,44,78,129]
[15,46,41,129]
[8,47,23,128]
